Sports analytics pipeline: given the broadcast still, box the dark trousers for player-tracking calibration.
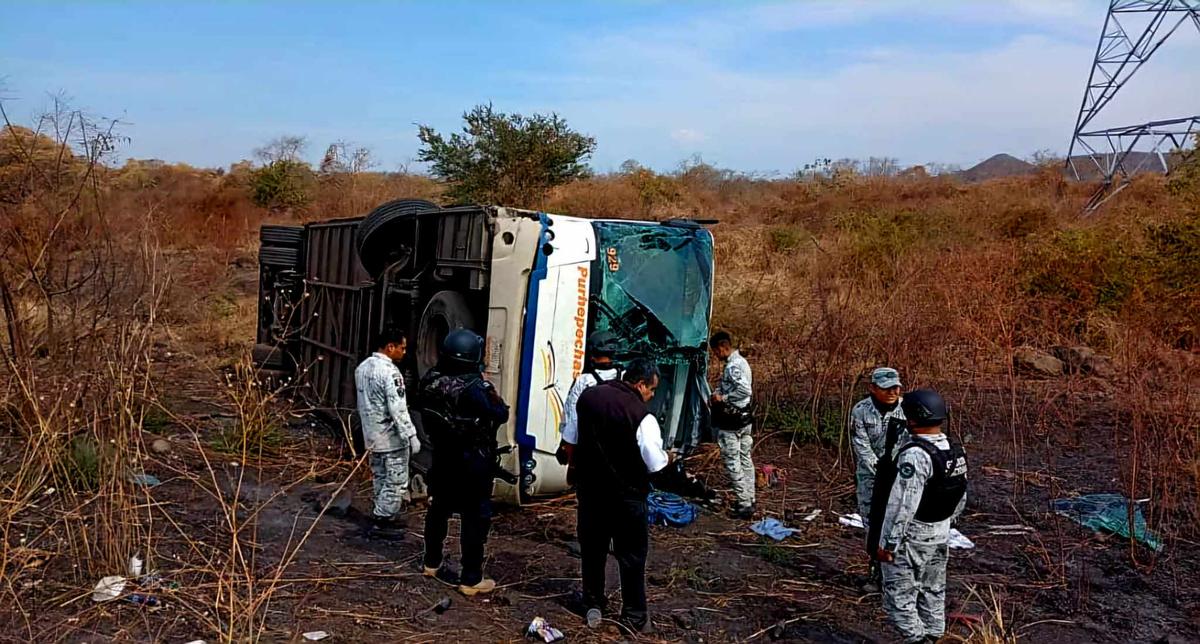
[423,452,494,586]
[578,491,649,628]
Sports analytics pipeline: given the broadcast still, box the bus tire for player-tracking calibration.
[356,198,439,277]
[416,290,476,377]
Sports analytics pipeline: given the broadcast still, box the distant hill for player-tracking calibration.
[958,154,1036,182]
[957,151,1188,183]
[1065,151,1181,181]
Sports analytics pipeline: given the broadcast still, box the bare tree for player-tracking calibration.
[0,95,125,361]
[319,141,374,175]
[253,135,307,165]
[864,156,901,177]
[1028,148,1064,168]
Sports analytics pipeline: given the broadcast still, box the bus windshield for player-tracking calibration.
[589,221,715,449]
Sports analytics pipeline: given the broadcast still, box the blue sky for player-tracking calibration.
[2,1,1196,173]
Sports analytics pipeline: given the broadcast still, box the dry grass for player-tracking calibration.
[1,100,1198,639]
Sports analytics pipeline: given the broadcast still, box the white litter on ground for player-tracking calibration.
[838,512,976,549]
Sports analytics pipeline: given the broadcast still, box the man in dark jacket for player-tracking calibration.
[418,329,510,597]
[574,358,670,633]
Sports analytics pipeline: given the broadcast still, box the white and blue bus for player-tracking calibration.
[255,200,715,503]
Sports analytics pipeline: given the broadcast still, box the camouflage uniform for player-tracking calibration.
[354,352,417,519]
[370,449,409,517]
[715,350,754,509]
[878,434,968,643]
[849,396,906,522]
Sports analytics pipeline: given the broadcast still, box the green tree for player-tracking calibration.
[247,135,314,211]
[417,104,596,206]
[249,159,314,211]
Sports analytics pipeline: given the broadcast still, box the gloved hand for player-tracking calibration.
[409,435,421,454]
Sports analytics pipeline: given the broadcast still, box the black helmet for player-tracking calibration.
[901,389,948,426]
[441,329,484,367]
[588,330,621,358]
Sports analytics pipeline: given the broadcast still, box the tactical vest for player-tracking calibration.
[898,439,968,522]
[420,372,492,450]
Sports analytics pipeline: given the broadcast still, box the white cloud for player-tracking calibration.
[671,128,707,144]
[532,1,1200,171]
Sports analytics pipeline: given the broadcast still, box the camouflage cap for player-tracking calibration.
[871,367,901,389]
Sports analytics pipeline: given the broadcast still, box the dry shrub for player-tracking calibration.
[954,585,1020,643]
[5,98,1198,587]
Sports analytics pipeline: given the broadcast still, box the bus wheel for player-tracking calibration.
[417,290,476,377]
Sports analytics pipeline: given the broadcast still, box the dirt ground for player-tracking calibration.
[6,350,1197,644]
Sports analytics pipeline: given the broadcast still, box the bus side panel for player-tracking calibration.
[519,216,596,497]
[485,214,541,503]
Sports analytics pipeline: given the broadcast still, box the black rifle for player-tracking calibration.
[866,416,907,559]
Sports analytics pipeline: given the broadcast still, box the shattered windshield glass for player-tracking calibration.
[590,222,713,357]
[589,221,715,449]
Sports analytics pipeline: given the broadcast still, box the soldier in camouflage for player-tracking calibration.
[354,328,420,536]
[850,368,906,525]
[709,331,755,519]
[875,389,968,644]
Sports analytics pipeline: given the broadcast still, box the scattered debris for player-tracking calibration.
[526,617,564,643]
[92,576,127,602]
[647,490,698,527]
[760,464,786,487]
[302,631,330,641]
[124,592,162,608]
[1051,493,1163,551]
[800,509,821,522]
[750,517,800,541]
[432,597,453,614]
[839,513,975,549]
[137,573,178,591]
[129,473,161,487]
[150,438,172,454]
[987,524,1036,536]
[128,555,144,577]
[837,513,866,529]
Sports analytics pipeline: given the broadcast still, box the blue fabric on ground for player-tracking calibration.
[750,517,799,541]
[647,490,698,527]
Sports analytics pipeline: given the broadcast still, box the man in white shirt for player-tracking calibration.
[354,328,420,536]
[573,358,669,634]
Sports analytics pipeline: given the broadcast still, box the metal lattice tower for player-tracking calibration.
[1067,0,1200,211]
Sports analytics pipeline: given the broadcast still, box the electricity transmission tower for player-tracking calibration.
[1067,0,1200,211]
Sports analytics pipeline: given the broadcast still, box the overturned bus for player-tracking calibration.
[254,199,715,503]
